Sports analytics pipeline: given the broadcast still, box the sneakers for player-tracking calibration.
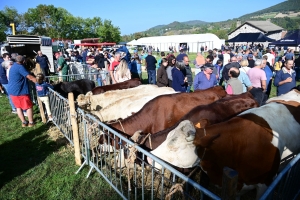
[28,122,35,127]
[12,110,17,114]
[22,121,35,127]
[48,117,53,122]
[22,121,28,127]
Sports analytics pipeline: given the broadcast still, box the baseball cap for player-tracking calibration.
[248,54,253,58]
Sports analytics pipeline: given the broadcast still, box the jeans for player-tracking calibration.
[186,85,191,93]
[147,70,156,84]
[97,76,102,86]
[2,84,16,110]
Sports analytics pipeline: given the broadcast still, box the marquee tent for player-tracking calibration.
[226,33,275,43]
[128,34,224,53]
[269,29,300,46]
[127,39,143,46]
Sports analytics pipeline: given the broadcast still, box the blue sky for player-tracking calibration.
[0,0,285,35]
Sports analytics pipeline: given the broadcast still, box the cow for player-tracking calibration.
[99,86,227,149]
[92,78,141,95]
[53,79,95,99]
[91,87,176,122]
[77,84,159,110]
[142,92,259,169]
[193,91,300,198]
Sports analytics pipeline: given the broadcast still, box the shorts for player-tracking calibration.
[10,95,33,110]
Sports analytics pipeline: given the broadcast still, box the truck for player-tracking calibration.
[6,35,55,72]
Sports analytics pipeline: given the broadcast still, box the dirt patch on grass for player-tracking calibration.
[47,126,69,146]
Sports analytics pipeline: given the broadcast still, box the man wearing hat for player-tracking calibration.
[193,63,217,91]
[176,48,187,62]
[145,50,157,84]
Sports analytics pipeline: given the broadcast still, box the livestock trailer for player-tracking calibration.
[6,35,55,72]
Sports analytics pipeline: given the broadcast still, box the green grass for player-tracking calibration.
[0,97,119,200]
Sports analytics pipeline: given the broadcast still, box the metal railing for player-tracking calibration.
[48,88,73,145]
[76,113,221,200]
[260,153,300,200]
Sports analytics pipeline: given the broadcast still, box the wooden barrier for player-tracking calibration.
[37,98,47,123]
[68,92,82,166]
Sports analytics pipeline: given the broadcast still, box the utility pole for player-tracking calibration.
[10,23,15,35]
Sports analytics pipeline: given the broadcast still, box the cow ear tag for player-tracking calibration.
[195,123,201,128]
[195,119,209,129]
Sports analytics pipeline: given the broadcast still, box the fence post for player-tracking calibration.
[68,92,82,166]
[221,167,238,200]
[37,98,47,123]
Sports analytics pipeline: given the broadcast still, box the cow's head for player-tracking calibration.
[147,120,199,169]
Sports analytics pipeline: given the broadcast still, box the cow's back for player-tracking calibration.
[110,86,226,134]
[92,78,141,95]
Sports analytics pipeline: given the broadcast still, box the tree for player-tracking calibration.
[24,4,64,37]
[97,20,121,43]
[0,6,23,40]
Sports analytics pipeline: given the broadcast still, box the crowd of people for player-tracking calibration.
[0,44,299,127]
[138,46,299,97]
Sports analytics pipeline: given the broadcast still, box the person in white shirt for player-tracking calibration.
[263,49,275,67]
[223,49,230,66]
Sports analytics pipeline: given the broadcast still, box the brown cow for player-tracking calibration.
[140,91,259,152]
[109,86,226,134]
[100,86,226,148]
[92,78,141,95]
[193,97,300,198]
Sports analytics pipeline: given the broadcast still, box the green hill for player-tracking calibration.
[122,0,300,41]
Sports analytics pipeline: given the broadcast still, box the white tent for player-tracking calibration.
[133,33,224,53]
[127,39,143,46]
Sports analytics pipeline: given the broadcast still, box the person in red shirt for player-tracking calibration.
[109,52,121,84]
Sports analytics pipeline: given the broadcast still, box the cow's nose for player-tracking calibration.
[186,130,195,142]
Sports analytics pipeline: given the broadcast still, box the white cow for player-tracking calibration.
[77,85,159,110]
[147,120,199,170]
[91,87,176,122]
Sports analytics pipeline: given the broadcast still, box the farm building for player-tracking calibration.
[228,20,284,41]
[127,33,225,53]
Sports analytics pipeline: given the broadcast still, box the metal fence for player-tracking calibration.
[260,153,300,200]
[76,113,221,200]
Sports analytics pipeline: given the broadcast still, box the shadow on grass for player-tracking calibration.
[0,124,65,189]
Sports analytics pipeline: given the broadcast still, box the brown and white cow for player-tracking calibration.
[193,93,300,197]
[145,92,259,169]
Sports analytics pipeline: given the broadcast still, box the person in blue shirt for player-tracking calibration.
[8,55,37,127]
[36,51,51,77]
[274,59,296,96]
[35,73,54,121]
[262,59,274,98]
[171,61,187,92]
[81,48,88,64]
[194,63,217,91]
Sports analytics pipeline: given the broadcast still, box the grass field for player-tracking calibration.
[0,97,119,199]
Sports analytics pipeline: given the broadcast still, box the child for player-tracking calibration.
[35,73,54,121]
